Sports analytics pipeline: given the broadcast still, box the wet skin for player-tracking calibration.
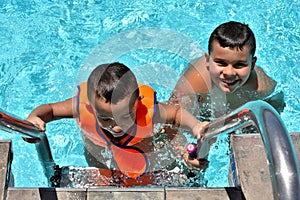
[205,40,256,94]
[92,95,137,138]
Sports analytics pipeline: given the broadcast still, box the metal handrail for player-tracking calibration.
[0,109,55,186]
[197,100,300,200]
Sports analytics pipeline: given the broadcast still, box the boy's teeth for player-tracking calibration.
[223,79,236,83]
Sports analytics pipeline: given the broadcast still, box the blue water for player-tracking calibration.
[0,0,300,187]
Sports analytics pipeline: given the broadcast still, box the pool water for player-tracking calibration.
[0,0,300,187]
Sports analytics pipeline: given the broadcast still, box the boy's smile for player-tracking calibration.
[206,40,256,93]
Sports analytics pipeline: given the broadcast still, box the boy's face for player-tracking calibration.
[92,95,138,138]
[205,40,256,93]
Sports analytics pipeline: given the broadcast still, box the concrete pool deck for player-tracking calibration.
[1,133,299,200]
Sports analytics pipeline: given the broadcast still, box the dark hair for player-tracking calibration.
[208,21,256,56]
[87,62,139,105]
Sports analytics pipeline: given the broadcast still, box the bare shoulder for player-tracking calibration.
[254,66,286,113]
[171,57,211,98]
[254,66,277,96]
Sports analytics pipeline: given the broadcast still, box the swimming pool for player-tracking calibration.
[0,0,299,187]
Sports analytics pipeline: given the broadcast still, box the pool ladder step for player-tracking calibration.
[230,133,300,200]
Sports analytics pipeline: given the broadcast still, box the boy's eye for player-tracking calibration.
[101,118,112,122]
[216,60,227,66]
[97,115,114,122]
[233,63,247,69]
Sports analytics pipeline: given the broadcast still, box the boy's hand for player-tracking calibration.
[22,117,46,143]
[26,116,46,132]
[192,121,209,140]
[182,152,209,170]
[182,121,210,169]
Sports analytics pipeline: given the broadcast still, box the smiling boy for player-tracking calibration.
[170,21,284,118]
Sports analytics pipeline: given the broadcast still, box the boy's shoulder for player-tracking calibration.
[253,66,285,112]
[254,66,277,96]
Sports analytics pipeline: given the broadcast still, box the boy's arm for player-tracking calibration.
[26,97,76,131]
[154,102,207,140]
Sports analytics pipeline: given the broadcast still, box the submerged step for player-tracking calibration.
[230,133,300,200]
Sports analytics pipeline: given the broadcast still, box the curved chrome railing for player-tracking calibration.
[0,109,55,186]
[197,100,300,200]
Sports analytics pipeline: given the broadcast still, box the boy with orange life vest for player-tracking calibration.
[27,62,208,186]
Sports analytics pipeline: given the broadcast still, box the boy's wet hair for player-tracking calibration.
[87,62,139,105]
[208,21,256,56]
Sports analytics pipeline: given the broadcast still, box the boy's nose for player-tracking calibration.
[111,125,122,131]
[223,65,236,76]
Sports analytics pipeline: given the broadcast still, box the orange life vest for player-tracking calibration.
[76,82,156,182]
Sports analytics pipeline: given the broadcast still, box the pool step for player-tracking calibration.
[0,133,299,200]
[4,187,245,200]
[230,133,300,200]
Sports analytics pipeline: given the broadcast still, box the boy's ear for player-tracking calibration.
[251,56,257,70]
